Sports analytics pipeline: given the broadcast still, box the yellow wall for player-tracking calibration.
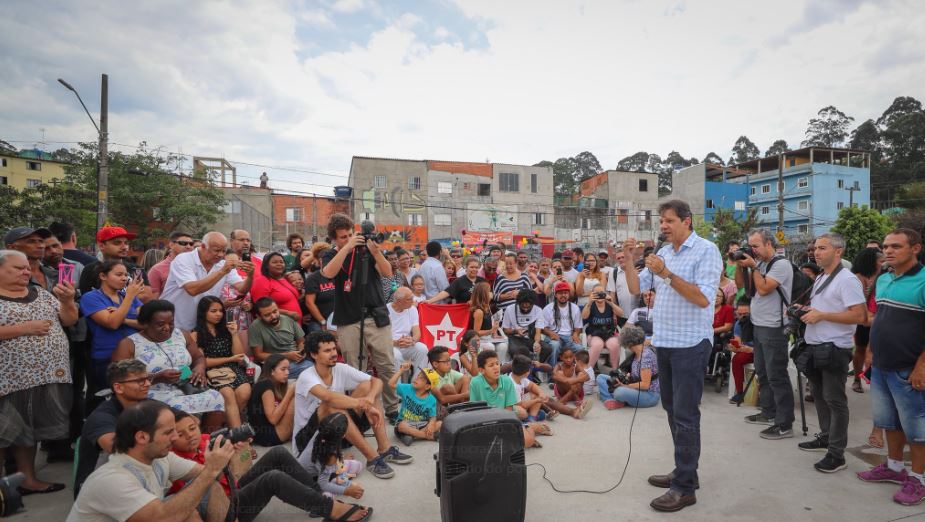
[0,154,68,190]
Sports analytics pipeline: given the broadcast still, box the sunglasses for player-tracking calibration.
[173,240,194,246]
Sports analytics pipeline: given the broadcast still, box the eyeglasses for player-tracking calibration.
[173,240,194,246]
[118,375,153,385]
[451,254,462,258]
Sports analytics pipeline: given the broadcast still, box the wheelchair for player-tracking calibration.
[705,332,732,393]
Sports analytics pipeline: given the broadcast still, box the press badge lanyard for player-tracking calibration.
[341,249,356,293]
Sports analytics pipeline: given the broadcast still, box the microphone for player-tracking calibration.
[654,234,667,257]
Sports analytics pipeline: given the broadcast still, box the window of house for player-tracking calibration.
[408,177,421,190]
[706,199,714,209]
[761,184,771,194]
[581,217,592,230]
[798,177,808,188]
[434,214,451,226]
[285,207,302,222]
[26,178,42,188]
[644,210,652,222]
[734,201,746,211]
[761,206,770,215]
[639,179,648,192]
[798,200,809,211]
[361,212,374,222]
[1,158,6,167]
[837,202,844,210]
[437,182,452,194]
[463,182,471,190]
[478,183,491,197]
[532,212,545,225]
[531,173,538,193]
[0,176,7,185]
[750,186,756,196]
[499,172,519,192]
[374,175,387,189]
[798,224,808,234]
[408,214,423,226]
[837,179,845,189]
[26,161,41,171]
[617,209,629,224]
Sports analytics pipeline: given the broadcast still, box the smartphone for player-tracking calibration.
[225,309,235,323]
[133,268,144,282]
[241,248,251,262]
[58,263,75,285]
[556,267,563,276]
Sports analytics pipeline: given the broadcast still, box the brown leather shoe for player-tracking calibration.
[650,490,697,512]
[647,473,672,488]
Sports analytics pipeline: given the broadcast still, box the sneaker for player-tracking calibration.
[814,453,847,473]
[798,433,829,452]
[760,424,794,440]
[394,427,414,447]
[604,399,622,410]
[894,476,925,506]
[729,393,744,404]
[385,410,399,426]
[858,463,908,484]
[366,455,395,479]
[744,413,774,425]
[381,445,414,465]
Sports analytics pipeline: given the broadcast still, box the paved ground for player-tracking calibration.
[11,372,925,522]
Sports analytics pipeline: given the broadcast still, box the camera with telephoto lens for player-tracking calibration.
[729,246,756,262]
[784,305,808,338]
[359,220,385,244]
[209,423,255,449]
[606,369,638,391]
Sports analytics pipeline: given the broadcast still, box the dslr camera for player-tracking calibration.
[729,246,756,262]
[359,220,385,244]
[784,305,808,338]
[209,423,256,449]
[606,369,638,391]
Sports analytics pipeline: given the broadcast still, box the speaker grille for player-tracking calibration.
[445,460,468,480]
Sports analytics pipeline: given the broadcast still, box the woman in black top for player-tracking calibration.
[581,283,623,369]
[304,252,336,332]
[192,296,251,428]
[246,354,296,446]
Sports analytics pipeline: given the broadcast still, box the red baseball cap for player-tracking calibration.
[96,226,137,243]
[562,249,575,258]
[554,281,571,293]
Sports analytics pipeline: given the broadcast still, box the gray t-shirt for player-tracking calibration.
[750,258,793,328]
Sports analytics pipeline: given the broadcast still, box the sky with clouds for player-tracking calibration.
[2,0,923,194]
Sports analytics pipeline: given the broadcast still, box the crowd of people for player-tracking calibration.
[2,198,925,519]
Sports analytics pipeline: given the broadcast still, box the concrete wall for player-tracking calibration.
[669,164,708,218]
[491,163,555,237]
[425,169,490,240]
[348,157,429,227]
[215,187,274,251]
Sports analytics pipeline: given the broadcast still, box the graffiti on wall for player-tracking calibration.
[466,204,517,232]
[361,188,426,217]
[354,223,428,251]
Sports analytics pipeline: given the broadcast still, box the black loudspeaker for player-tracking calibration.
[434,401,526,522]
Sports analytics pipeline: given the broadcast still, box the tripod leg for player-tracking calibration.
[797,371,808,436]
[736,372,755,407]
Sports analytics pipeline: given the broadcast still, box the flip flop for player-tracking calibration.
[324,504,373,522]
[532,422,553,436]
[867,434,884,449]
[18,483,65,495]
[578,398,594,419]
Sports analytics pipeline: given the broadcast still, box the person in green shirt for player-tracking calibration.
[282,233,305,272]
[468,349,540,448]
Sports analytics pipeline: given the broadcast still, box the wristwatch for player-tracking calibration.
[661,272,673,286]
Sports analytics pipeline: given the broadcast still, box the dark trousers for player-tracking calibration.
[69,340,89,440]
[657,339,711,496]
[753,325,795,427]
[806,347,852,458]
[236,446,334,522]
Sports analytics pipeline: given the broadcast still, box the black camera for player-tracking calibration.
[359,220,385,244]
[594,292,607,299]
[606,369,638,391]
[241,246,251,263]
[729,246,756,262]
[210,423,255,449]
[784,305,808,338]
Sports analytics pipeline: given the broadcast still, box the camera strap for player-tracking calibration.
[809,263,844,301]
[342,250,356,292]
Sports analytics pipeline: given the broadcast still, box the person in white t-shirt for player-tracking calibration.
[294,331,413,480]
[161,231,255,331]
[542,282,584,366]
[388,287,428,374]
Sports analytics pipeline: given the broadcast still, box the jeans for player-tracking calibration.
[595,374,660,407]
[657,339,711,496]
[805,347,852,458]
[288,358,314,380]
[236,446,333,522]
[871,366,925,443]
[545,336,583,366]
[393,342,429,374]
[752,325,794,427]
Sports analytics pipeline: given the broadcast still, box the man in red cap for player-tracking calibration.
[542,281,584,366]
[77,226,152,302]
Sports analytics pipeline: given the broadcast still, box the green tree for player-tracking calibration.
[535,151,602,196]
[802,105,854,147]
[896,181,925,210]
[765,139,791,157]
[877,96,923,129]
[731,136,760,163]
[829,205,894,260]
[710,207,761,252]
[849,119,881,157]
[616,151,650,172]
[703,152,724,165]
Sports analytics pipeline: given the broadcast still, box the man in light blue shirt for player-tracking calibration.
[418,241,449,302]
[622,199,721,513]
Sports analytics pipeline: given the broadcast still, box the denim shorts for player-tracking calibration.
[871,366,925,443]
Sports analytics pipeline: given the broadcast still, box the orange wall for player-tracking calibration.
[272,194,348,229]
[427,160,493,178]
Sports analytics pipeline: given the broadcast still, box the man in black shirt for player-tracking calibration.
[304,252,336,332]
[74,359,151,497]
[320,213,398,414]
[426,255,485,304]
[77,226,152,301]
[49,221,97,266]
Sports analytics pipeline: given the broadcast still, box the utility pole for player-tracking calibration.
[98,74,109,229]
[777,154,784,236]
[847,180,860,208]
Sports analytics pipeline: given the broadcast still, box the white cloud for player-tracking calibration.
[1,0,924,195]
[331,0,367,14]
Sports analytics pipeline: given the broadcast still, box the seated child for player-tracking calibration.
[428,346,470,411]
[458,330,481,377]
[552,347,591,407]
[468,349,541,448]
[575,350,596,400]
[410,275,426,304]
[729,296,755,404]
[510,355,585,422]
[388,362,442,446]
[306,412,365,499]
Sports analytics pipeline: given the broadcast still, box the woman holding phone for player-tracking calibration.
[191,296,250,428]
[80,260,144,397]
[575,253,607,307]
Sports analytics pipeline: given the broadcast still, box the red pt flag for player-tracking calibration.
[417,302,470,354]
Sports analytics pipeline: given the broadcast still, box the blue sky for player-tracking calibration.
[1,0,923,194]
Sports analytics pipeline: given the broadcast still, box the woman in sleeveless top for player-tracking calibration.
[193,296,251,428]
[581,283,623,369]
[575,253,608,306]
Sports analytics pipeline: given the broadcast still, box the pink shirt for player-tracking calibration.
[148,255,174,296]
[249,275,302,321]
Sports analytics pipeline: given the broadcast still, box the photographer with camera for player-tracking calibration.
[793,233,866,473]
[595,325,659,410]
[321,213,399,416]
[733,229,795,440]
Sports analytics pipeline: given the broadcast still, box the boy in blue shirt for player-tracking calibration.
[388,362,441,446]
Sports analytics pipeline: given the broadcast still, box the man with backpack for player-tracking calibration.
[734,229,805,440]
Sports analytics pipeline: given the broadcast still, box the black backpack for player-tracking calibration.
[765,256,814,324]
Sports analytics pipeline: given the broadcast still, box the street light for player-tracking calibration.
[58,74,109,231]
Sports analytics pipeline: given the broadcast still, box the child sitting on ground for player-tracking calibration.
[307,412,365,499]
[575,350,596,400]
[469,349,541,448]
[552,347,592,412]
[388,362,442,446]
[458,330,481,377]
[510,355,586,421]
[428,345,470,414]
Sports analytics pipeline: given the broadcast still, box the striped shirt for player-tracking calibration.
[638,231,722,348]
[493,273,533,310]
[872,263,925,370]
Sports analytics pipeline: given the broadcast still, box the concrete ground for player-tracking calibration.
[11,374,923,522]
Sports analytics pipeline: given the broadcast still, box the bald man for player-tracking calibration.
[161,232,256,330]
[387,287,429,375]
